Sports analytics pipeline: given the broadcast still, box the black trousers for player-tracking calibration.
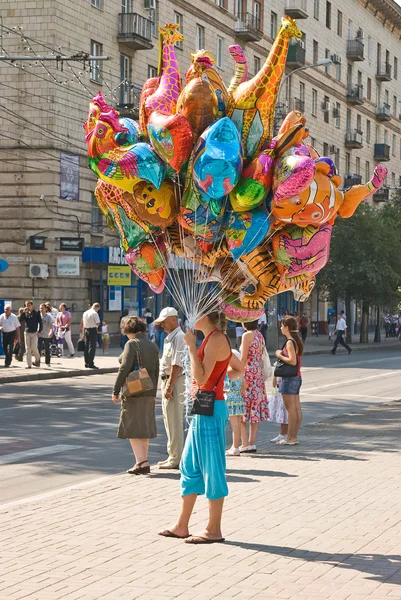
[38,337,51,365]
[2,331,16,366]
[332,331,351,354]
[84,327,98,366]
[300,327,308,343]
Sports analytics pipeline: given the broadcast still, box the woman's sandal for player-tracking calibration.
[158,530,191,539]
[185,535,225,544]
[276,439,299,446]
[127,461,151,475]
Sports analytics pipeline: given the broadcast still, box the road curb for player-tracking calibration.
[0,367,119,385]
[270,342,399,358]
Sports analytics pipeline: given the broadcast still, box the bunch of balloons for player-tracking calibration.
[84,19,387,322]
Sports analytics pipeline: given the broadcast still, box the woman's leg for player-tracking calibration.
[295,394,302,435]
[229,416,241,448]
[129,438,149,465]
[281,394,298,442]
[240,420,249,448]
[159,494,197,538]
[280,423,288,436]
[201,498,224,539]
[249,422,259,446]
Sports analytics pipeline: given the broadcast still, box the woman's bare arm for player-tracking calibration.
[275,340,297,366]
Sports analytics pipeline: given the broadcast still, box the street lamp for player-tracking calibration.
[275,58,333,123]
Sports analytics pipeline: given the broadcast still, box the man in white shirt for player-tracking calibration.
[0,305,21,367]
[81,303,101,369]
[155,307,186,469]
[331,313,352,355]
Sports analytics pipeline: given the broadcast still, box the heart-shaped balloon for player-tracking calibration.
[273,146,316,202]
[192,118,243,201]
[226,208,270,261]
[125,179,179,229]
[114,118,144,146]
[125,238,167,294]
[148,112,193,172]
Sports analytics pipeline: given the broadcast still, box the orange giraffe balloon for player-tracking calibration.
[228,16,302,161]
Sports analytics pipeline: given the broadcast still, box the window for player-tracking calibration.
[309,136,316,147]
[377,42,381,70]
[121,0,128,12]
[335,149,340,172]
[91,0,102,9]
[368,36,372,61]
[322,142,328,156]
[323,95,330,124]
[313,40,318,64]
[384,129,388,145]
[393,95,397,116]
[385,89,389,105]
[367,78,371,101]
[336,62,341,81]
[234,0,243,17]
[356,114,362,132]
[91,194,102,233]
[254,56,261,74]
[150,2,159,37]
[366,119,371,144]
[334,102,340,128]
[312,88,317,116]
[196,24,205,51]
[392,134,396,156]
[391,172,396,188]
[364,162,369,182]
[394,56,398,80]
[174,13,183,49]
[216,37,224,69]
[357,70,362,86]
[120,54,131,105]
[348,19,352,39]
[270,11,277,39]
[299,82,305,105]
[325,49,331,75]
[90,40,102,83]
[376,125,379,143]
[355,157,360,175]
[326,1,331,29]
[346,108,351,131]
[253,1,261,28]
[216,0,227,7]
[345,152,350,174]
[314,0,319,20]
[337,10,342,36]
[148,65,158,78]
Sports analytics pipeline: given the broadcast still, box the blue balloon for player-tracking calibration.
[115,118,144,146]
[192,118,243,201]
[226,208,270,260]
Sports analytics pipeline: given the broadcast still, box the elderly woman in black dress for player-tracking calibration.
[112,316,159,475]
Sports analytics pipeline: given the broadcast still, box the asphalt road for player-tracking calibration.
[0,348,400,505]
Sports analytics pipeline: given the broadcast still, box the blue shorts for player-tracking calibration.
[180,401,229,500]
[279,376,302,395]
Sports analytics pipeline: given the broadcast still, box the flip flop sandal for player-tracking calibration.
[276,439,299,446]
[185,536,225,544]
[158,530,190,539]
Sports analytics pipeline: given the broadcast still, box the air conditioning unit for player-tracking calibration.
[356,28,364,39]
[321,101,331,112]
[144,0,156,9]
[329,145,335,153]
[331,54,342,64]
[333,107,341,118]
[29,264,49,279]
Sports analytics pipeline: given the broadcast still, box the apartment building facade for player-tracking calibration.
[0,0,400,333]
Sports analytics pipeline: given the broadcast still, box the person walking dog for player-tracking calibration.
[155,307,186,470]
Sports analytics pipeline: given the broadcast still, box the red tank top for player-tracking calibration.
[196,330,232,400]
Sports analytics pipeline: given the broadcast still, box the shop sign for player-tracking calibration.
[57,256,80,276]
[60,238,83,252]
[107,265,131,286]
[108,247,128,265]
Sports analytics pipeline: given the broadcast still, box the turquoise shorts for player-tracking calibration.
[180,400,229,500]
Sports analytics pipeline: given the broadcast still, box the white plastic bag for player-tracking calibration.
[262,347,272,380]
[268,387,288,424]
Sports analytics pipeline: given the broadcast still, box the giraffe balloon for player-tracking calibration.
[228,16,302,161]
[144,23,184,123]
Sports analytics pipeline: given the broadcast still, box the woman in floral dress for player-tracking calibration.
[239,320,268,453]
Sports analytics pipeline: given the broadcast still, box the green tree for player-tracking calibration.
[318,200,401,342]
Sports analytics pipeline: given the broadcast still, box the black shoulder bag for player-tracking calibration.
[274,339,298,378]
[191,360,228,417]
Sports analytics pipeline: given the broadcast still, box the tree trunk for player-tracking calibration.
[360,300,369,343]
[374,305,381,342]
[345,297,352,344]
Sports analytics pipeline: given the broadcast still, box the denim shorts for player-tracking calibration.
[279,376,302,395]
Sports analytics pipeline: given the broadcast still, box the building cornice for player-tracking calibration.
[363,0,401,35]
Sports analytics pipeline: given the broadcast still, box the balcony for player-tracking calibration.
[286,40,306,68]
[343,174,362,187]
[376,62,392,81]
[284,0,308,19]
[345,130,363,149]
[373,187,389,202]
[346,84,364,105]
[376,103,391,122]
[291,97,305,112]
[346,38,364,61]
[373,143,390,161]
[117,13,153,50]
[235,12,263,42]
[117,82,141,118]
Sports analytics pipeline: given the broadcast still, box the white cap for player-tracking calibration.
[154,307,178,323]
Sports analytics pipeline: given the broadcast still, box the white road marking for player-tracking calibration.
[302,355,400,370]
[0,444,83,465]
[303,393,400,400]
[302,371,400,393]
[75,424,116,434]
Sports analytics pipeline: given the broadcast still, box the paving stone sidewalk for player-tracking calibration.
[1,400,401,600]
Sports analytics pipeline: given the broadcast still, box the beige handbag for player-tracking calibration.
[122,339,154,397]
